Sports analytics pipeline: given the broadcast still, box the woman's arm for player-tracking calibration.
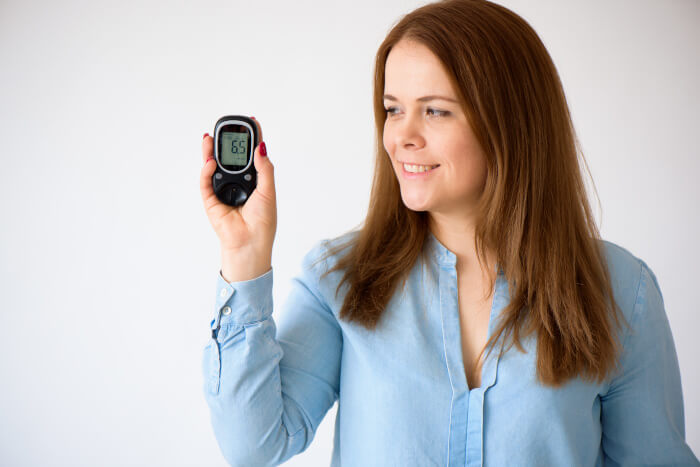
[600,260,699,465]
[202,241,342,466]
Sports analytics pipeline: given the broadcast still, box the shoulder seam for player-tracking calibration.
[619,259,647,357]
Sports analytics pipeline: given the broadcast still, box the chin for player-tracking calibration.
[400,191,433,212]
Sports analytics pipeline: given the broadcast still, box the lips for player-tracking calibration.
[400,162,439,178]
[403,163,439,173]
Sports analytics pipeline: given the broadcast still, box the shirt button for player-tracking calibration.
[220,288,229,298]
[222,306,232,316]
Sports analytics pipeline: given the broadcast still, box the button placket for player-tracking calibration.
[212,286,236,339]
[207,335,221,394]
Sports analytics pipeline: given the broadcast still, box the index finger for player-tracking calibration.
[201,133,213,164]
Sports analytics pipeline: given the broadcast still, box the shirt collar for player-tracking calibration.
[426,230,504,276]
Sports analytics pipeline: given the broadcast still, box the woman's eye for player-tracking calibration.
[383,107,450,117]
[427,108,449,117]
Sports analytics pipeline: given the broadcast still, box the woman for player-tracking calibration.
[200,0,699,465]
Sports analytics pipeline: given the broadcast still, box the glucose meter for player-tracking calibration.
[211,115,259,207]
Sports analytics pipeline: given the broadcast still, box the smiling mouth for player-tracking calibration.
[402,163,440,173]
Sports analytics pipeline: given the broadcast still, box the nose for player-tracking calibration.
[394,111,425,150]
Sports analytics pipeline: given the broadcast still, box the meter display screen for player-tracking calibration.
[220,130,249,168]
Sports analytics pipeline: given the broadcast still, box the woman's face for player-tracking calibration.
[383,39,488,217]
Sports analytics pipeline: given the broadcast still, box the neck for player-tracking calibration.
[428,211,497,278]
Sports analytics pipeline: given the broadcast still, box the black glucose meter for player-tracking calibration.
[212,115,259,207]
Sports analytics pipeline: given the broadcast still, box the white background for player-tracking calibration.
[1,0,698,465]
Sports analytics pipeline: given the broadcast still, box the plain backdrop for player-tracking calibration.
[1,0,698,465]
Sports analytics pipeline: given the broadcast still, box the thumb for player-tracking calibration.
[252,141,275,201]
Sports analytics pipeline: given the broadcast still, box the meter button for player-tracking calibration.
[220,185,237,204]
[244,174,252,181]
[234,189,248,205]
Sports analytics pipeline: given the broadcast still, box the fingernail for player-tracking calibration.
[251,116,256,120]
[203,133,209,139]
[260,141,267,157]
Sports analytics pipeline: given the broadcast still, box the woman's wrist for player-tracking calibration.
[220,247,272,283]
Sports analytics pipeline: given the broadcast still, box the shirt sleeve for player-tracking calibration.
[600,260,699,466]
[201,241,342,466]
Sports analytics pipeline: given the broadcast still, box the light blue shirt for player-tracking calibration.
[202,231,699,466]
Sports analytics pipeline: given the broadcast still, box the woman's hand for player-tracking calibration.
[200,118,277,281]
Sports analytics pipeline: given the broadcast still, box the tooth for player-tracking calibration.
[404,163,435,173]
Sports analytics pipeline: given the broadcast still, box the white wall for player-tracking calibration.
[1,0,697,465]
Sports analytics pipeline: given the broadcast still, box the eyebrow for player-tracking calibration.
[383,94,459,103]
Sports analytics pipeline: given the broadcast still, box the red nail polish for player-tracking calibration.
[203,133,209,139]
[251,116,256,120]
[260,141,267,157]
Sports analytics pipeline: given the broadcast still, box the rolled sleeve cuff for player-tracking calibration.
[210,267,274,333]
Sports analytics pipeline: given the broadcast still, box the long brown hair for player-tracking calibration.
[319,0,628,388]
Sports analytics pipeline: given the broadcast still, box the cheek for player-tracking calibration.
[443,140,487,182]
[458,156,488,193]
[382,129,394,155]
